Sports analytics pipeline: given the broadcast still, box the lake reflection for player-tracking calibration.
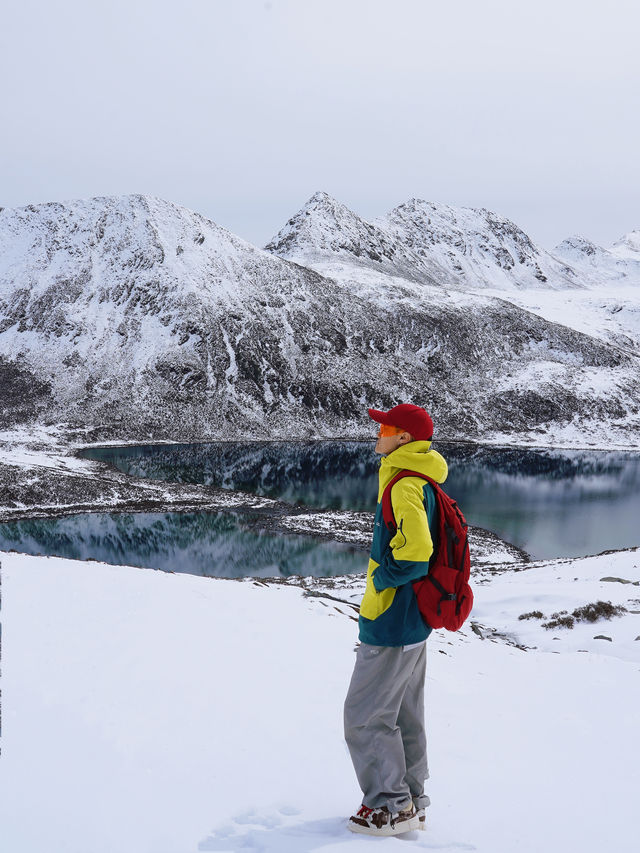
[82,440,380,510]
[0,511,365,578]
[81,441,640,559]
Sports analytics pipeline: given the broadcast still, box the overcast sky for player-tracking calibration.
[2,0,639,250]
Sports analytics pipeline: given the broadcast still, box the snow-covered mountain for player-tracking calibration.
[264,191,457,286]
[611,229,640,262]
[554,232,640,285]
[379,198,583,290]
[1,194,640,445]
[1,194,349,436]
[267,193,585,291]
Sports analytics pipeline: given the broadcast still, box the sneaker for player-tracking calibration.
[347,802,421,836]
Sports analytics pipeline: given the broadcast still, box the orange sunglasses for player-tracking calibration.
[377,423,404,437]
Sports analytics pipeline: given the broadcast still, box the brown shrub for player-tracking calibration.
[518,610,545,621]
[572,601,627,622]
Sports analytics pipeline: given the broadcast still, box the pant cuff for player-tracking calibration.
[413,793,431,810]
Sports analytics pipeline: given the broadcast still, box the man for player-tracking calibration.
[344,403,448,837]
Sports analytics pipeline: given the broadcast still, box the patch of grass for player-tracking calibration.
[518,610,545,621]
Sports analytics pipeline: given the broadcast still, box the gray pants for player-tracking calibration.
[344,642,430,813]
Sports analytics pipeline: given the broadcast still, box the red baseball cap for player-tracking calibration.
[368,404,434,441]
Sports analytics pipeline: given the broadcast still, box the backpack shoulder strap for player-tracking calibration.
[381,469,436,533]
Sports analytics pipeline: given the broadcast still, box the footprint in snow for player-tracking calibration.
[199,813,353,851]
[232,809,282,828]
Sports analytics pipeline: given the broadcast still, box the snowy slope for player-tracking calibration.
[1,549,639,853]
[2,194,640,446]
[482,286,640,358]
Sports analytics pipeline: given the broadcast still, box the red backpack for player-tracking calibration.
[381,470,473,632]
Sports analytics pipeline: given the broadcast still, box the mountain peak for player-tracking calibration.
[283,191,360,229]
[552,231,640,282]
[611,229,640,255]
[264,193,451,286]
[394,197,441,210]
[389,197,526,232]
[381,198,580,290]
[305,190,342,208]
[554,235,601,259]
[265,193,373,260]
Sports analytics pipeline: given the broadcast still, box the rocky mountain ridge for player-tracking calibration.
[378,198,580,290]
[264,191,458,287]
[1,193,640,446]
[267,192,640,290]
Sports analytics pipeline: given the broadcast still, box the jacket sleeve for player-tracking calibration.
[372,478,434,591]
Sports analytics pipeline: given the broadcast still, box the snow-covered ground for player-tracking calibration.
[1,548,639,853]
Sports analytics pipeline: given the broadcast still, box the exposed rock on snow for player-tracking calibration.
[555,234,606,264]
[1,194,640,446]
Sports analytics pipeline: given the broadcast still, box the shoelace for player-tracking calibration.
[357,805,373,818]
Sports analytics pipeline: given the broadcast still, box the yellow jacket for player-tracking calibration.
[359,441,448,646]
